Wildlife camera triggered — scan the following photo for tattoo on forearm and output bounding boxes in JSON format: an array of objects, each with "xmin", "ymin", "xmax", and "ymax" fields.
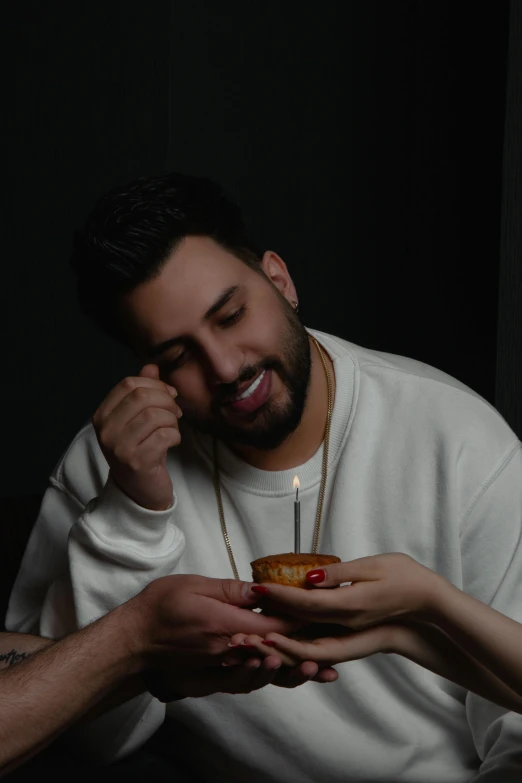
[{"xmin": 0, "ymin": 649, "xmax": 32, "ymax": 667}]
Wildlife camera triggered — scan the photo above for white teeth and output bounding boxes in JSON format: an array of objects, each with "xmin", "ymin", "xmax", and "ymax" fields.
[{"xmin": 235, "ymin": 370, "xmax": 266, "ymax": 401}]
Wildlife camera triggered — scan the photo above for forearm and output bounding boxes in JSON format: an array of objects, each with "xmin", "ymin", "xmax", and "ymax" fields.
[
  {"xmin": 427, "ymin": 578, "xmax": 522, "ymax": 697},
  {"xmin": 391, "ymin": 621, "xmax": 522, "ymax": 714},
  {"xmin": 0, "ymin": 604, "xmax": 142, "ymax": 775},
  {"xmin": 0, "ymin": 632, "xmax": 54, "ymax": 670}
]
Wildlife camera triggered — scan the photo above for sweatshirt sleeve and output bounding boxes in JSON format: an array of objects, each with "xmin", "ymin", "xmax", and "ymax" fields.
[
  {"xmin": 6, "ymin": 425, "xmax": 186, "ymax": 762},
  {"xmin": 460, "ymin": 443, "xmax": 522, "ymax": 781},
  {"xmin": 68, "ymin": 473, "xmax": 185, "ymax": 627}
]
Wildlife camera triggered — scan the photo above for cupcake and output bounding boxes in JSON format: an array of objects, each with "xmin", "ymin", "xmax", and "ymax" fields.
[{"xmin": 251, "ymin": 552, "xmax": 341, "ymax": 589}]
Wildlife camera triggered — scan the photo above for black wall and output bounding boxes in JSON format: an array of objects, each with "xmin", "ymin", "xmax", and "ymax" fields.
[
  {"xmin": 3, "ymin": 2, "xmax": 510, "ymax": 496},
  {"xmin": 496, "ymin": 1, "xmax": 522, "ymax": 440}
]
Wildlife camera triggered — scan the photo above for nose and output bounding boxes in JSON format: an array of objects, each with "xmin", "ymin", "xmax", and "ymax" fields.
[{"xmin": 202, "ymin": 336, "xmax": 244, "ymax": 386}]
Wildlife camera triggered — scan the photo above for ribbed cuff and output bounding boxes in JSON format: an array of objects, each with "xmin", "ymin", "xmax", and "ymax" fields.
[{"xmin": 78, "ymin": 474, "xmax": 182, "ymax": 553}]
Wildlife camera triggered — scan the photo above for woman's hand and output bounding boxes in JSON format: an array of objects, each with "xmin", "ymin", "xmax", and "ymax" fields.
[
  {"xmin": 225, "ymin": 621, "xmax": 522, "ymax": 715},
  {"xmin": 250, "ymin": 553, "xmax": 451, "ymax": 631},
  {"xmin": 221, "ymin": 630, "xmax": 340, "ymax": 682},
  {"xmin": 225, "ymin": 623, "xmax": 396, "ymax": 668}
]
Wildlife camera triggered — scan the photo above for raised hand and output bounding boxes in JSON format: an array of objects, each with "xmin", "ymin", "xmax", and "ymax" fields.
[{"xmin": 92, "ymin": 364, "xmax": 183, "ymax": 510}]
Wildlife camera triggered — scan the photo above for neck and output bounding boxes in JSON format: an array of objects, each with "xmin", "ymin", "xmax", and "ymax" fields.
[{"xmin": 227, "ymin": 335, "xmax": 335, "ymax": 471}]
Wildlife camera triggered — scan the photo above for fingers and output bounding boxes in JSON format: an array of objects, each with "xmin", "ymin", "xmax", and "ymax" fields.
[
  {"xmin": 253, "ymin": 582, "xmax": 351, "ymax": 625},
  {"xmin": 272, "ymin": 661, "xmax": 338, "ymax": 687},
  {"xmin": 192, "ymin": 578, "xmax": 292, "ymax": 615},
  {"xmin": 124, "ymin": 408, "xmax": 181, "ymax": 447},
  {"xmin": 103, "ymin": 389, "xmax": 181, "ymax": 437},
  {"xmin": 226, "ymin": 633, "xmax": 343, "ymax": 677},
  {"xmin": 306, "ymin": 554, "xmax": 421, "ymax": 590},
  {"xmin": 104, "ymin": 415, "xmax": 181, "ymax": 471},
  {"xmin": 127, "ymin": 430, "xmax": 180, "ymax": 471},
  {"xmin": 305, "ymin": 557, "xmax": 381, "ymax": 589},
  {"xmin": 265, "ymin": 625, "xmax": 391, "ymax": 664},
  {"xmin": 132, "ymin": 410, "xmax": 183, "ymax": 454},
  {"xmin": 259, "ymin": 633, "xmax": 334, "ymax": 664},
  {"xmin": 222, "ymin": 633, "xmax": 258, "ymax": 667},
  {"xmin": 229, "ymin": 632, "xmax": 248, "ymax": 646},
  {"xmin": 223, "ymin": 634, "xmax": 339, "ymax": 687},
  {"xmin": 95, "ymin": 387, "xmax": 182, "ymax": 470},
  {"xmin": 222, "ymin": 654, "xmax": 282, "ymax": 694},
  {"xmin": 173, "ymin": 657, "xmax": 281, "ymax": 698},
  {"xmin": 93, "ymin": 374, "xmax": 178, "ymax": 427},
  {"xmin": 139, "ymin": 364, "xmax": 161, "ymax": 380},
  {"xmin": 194, "ymin": 579, "xmax": 261, "ymax": 609},
  {"xmin": 311, "ymin": 667, "xmax": 338, "ymax": 683},
  {"xmin": 236, "ymin": 608, "xmax": 306, "ymax": 637},
  {"xmin": 195, "ymin": 580, "xmax": 306, "ymax": 634},
  {"xmin": 272, "ymin": 660, "xmax": 319, "ymax": 688},
  {"xmin": 228, "ymin": 633, "xmax": 297, "ymax": 667}
]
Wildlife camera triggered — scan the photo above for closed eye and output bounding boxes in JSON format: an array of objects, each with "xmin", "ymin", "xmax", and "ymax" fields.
[
  {"xmin": 220, "ymin": 306, "xmax": 246, "ymax": 327},
  {"xmin": 161, "ymin": 305, "xmax": 246, "ymax": 373},
  {"xmin": 162, "ymin": 349, "xmax": 189, "ymax": 373}
]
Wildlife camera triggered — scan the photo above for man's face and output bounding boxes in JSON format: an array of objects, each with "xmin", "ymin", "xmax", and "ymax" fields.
[{"xmin": 122, "ymin": 236, "xmax": 311, "ymax": 449}]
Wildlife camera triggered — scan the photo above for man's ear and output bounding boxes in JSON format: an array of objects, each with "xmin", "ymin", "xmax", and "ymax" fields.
[{"xmin": 260, "ymin": 251, "xmax": 297, "ymax": 303}]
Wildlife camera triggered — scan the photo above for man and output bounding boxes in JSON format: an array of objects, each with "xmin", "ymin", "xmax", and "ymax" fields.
[
  {"xmin": 1, "ymin": 573, "xmax": 320, "ymax": 776},
  {"xmin": 7, "ymin": 172, "xmax": 522, "ymax": 781}
]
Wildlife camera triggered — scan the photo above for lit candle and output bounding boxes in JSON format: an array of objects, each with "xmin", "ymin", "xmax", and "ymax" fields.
[{"xmin": 293, "ymin": 475, "xmax": 300, "ymax": 553}]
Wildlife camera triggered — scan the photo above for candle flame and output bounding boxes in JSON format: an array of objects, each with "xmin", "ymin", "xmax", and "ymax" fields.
[{"xmin": 293, "ymin": 475, "xmax": 300, "ymax": 490}]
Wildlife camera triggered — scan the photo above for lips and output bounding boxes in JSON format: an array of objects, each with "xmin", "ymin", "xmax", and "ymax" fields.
[
  {"xmin": 234, "ymin": 370, "xmax": 266, "ymax": 401},
  {"xmin": 225, "ymin": 369, "xmax": 272, "ymax": 414}
]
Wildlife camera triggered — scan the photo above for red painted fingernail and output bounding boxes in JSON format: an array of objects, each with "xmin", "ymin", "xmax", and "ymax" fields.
[
  {"xmin": 227, "ymin": 644, "xmax": 241, "ymax": 649},
  {"xmin": 262, "ymin": 640, "xmax": 277, "ymax": 646},
  {"xmin": 251, "ymin": 585, "xmax": 269, "ymax": 595},
  {"xmin": 306, "ymin": 569, "xmax": 326, "ymax": 583}
]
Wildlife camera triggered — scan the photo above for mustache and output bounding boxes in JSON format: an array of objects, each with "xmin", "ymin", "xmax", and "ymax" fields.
[{"xmin": 214, "ymin": 358, "xmax": 284, "ymax": 405}]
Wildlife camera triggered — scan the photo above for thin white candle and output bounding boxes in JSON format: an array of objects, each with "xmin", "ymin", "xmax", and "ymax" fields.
[{"xmin": 293, "ymin": 475, "xmax": 301, "ymax": 553}]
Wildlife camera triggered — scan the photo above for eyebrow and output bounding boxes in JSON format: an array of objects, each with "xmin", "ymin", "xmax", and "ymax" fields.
[{"xmin": 148, "ymin": 284, "xmax": 242, "ymax": 358}]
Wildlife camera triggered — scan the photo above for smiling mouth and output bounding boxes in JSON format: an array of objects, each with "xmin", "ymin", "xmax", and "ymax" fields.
[
  {"xmin": 232, "ymin": 370, "xmax": 266, "ymax": 401},
  {"xmin": 219, "ymin": 367, "xmax": 272, "ymax": 416}
]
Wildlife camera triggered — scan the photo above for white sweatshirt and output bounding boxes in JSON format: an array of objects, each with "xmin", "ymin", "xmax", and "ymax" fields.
[{"xmin": 7, "ymin": 330, "xmax": 522, "ymax": 782}]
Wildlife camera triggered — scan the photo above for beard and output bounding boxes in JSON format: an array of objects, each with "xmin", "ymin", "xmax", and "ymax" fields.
[{"xmin": 181, "ymin": 303, "xmax": 311, "ymax": 450}]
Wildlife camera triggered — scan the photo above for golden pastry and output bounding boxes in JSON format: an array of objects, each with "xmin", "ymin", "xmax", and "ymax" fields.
[{"xmin": 251, "ymin": 552, "xmax": 341, "ymax": 589}]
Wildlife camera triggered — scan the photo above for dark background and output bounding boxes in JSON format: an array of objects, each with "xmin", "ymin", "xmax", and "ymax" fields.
[{"xmin": 3, "ymin": 1, "xmax": 517, "ymax": 497}]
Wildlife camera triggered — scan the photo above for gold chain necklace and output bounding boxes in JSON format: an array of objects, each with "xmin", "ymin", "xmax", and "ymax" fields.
[{"xmin": 212, "ymin": 334, "xmax": 334, "ymax": 580}]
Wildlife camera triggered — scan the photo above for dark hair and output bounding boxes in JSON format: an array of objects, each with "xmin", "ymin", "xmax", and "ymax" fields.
[{"xmin": 70, "ymin": 172, "xmax": 262, "ymax": 342}]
